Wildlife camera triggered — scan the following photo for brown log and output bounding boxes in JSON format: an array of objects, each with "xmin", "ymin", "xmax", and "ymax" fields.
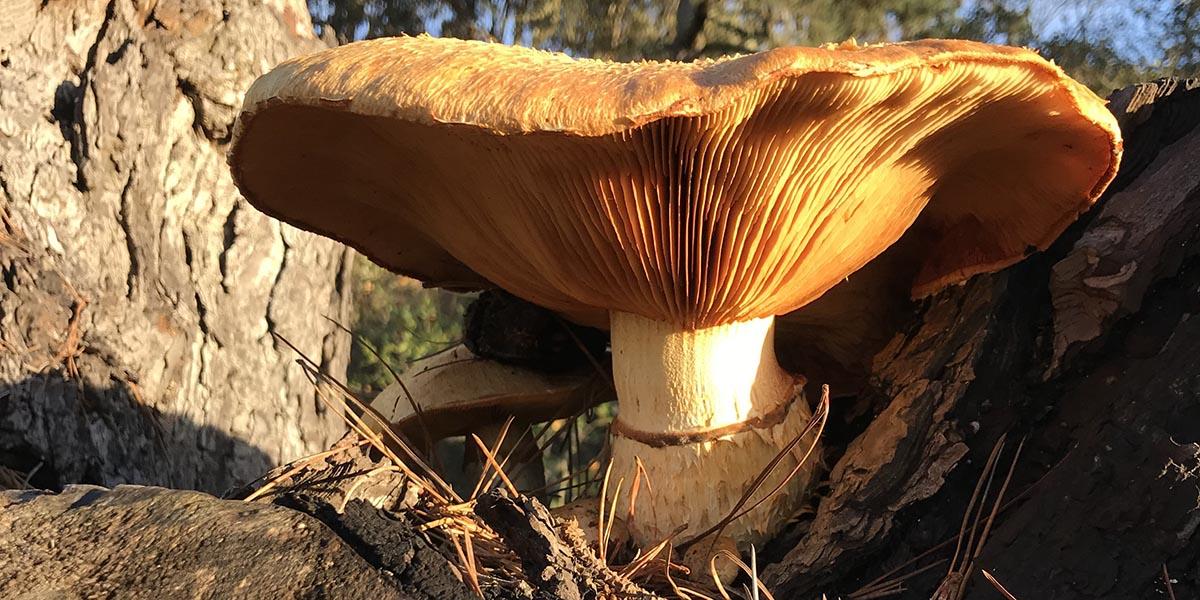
[{"xmin": 0, "ymin": 485, "xmax": 411, "ymax": 598}]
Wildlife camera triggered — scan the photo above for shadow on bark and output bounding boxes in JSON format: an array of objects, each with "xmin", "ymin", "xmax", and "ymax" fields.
[{"xmin": 0, "ymin": 372, "xmax": 272, "ymax": 494}]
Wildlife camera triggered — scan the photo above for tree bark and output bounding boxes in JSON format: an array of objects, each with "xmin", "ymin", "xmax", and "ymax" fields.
[
  {"xmin": 764, "ymin": 79, "xmax": 1200, "ymax": 599},
  {"xmin": 669, "ymin": 0, "xmax": 708, "ymax": 60},
  {"xmin": 0, "ymin": 0, "xmax": 352, "ymax": 494}
]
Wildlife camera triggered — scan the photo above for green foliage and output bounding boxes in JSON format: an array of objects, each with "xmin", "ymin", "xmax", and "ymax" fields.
[
  {"xmin": 540, "ymin": 401, "xmax": 616, "ymax": 506},
  {"xmin": 346, "ymin": 254, "xmax": 471, "ymax": 395}
]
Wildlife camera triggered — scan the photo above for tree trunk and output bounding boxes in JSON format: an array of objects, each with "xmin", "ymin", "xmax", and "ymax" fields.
[{"xmin": 0, "ymin": 0, "xmax": 352, "ymax": 494}]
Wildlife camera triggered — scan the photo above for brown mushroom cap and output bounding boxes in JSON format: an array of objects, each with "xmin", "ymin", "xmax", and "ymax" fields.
[
  {"xmin": 230, "ymin": 36, "xmax": 1121, "ymax": 329},
  {"xmin": 776, "ymin": 234, "xmax": 922, "ymax": 389},
  {"xmin": 370, "ymin": 345, "xmax": 611, "ymax": 441}
]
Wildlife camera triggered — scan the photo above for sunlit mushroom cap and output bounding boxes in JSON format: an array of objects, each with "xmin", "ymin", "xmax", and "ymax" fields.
[
  {"xmin": 369, "ymin": 345, "xmax": 611, "ymax": 441},
  {"xmin": 230, "ymin": 35, "xmax": 1121, "ymax": 329}
]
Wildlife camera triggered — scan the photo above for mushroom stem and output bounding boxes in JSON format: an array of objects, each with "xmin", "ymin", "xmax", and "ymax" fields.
[{"xmin": 608, "ymin": 312, "xmax": 817, "ymax": 546}]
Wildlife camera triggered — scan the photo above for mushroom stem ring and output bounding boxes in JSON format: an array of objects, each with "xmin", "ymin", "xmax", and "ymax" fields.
[{"xmin": 609, "ymin": 384, "xmax": 803, "ymax": 448}]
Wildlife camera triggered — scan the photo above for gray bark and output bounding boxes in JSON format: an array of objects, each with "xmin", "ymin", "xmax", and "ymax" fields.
[{"xmin": 0, "ymin": 0, "xmax": 353, "ymax": 493}]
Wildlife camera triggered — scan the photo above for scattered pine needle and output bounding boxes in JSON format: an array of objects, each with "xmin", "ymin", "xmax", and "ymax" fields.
[
  {"xmin": 935, "ymin": 434, "xmax": 1025, "ymax": 600},
  {"xmin": 710, "ymin": 546, "xmax": 775, "ymax": 600},
  {"xmin": 469, "ymin": 417, "xmax": 516, "ymax": 499},
  {"xmin": 274, "ymin": 330, "xmax": 459, "ymax": 502},
  {"xmin": 850, "ymin": 559, "xmax": 947, "ymax": 599},
  {"xmin": 602, "ymin": 476, "xmax": 625, "ymax": 565},
  {"xmin": 852, "ymin": 440, "xmax": 1072, "ymax": 600},
  {"xmin": 981, "ymin": 570, "xmax": 1018, "ymax": 600},
  {"xmin": 462, "ymin": 531, "xmax": 483, "ymax": 596},
  {"xmin": 598, "ymin": 462, "xmax": 614, "ymax": 564},
  {"xmin": 243, "ymin": 439, "xmax": 371, "ymax": 502},
  {"xmin": 261, "ymin": 335, "xmax": 1065, "ymax": 600},
  {"xmin": 1163, "ymin": 564, "xmax": 1177, "ymax": 600},
  {"xmin": 628, "ymin": 456, "xmax": 652, "ymax": 523},
  {"xmin": 469, "ymin": 432, "xmax": 520, "ymax": 497},
  {"xmin": 323, "ymin": 315, "xmax": 438, "ymax": 459}
]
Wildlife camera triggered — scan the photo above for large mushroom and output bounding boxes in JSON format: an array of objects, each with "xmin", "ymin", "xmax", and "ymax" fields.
[{"xmin": 229, "ymin": 36, "xmax": 1121, "ymax": 546}]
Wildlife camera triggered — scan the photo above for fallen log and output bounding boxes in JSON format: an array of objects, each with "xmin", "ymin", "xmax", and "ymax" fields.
[{"xmin": 0, "ymin": 485, "xmax": 423, "ymax": 598}]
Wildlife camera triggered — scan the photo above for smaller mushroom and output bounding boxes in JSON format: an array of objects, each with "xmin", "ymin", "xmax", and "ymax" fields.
[{"xmin": 369, "ymin": 344, "xmax": 613, "ymax": 493}]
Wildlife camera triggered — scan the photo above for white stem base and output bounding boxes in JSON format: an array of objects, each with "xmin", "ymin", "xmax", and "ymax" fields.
[{"xmin": 607, "ymin": 312, "xmax": 819, "ymax": 547}]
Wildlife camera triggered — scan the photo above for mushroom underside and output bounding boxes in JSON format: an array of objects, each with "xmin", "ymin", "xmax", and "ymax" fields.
[{"xmin": 235, "ymin": 61, "xmax": 1115, "ymax": 330}]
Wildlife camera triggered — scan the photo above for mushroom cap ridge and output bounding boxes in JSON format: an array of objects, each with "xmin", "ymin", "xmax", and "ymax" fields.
[{"xmin": 230, "ymin": 35, "xmax": 1121, "ymax": 329}]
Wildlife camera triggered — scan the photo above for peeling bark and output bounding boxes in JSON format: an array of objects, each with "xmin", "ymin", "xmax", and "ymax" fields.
[
  {"xmin": 0, "ymin": 0, "xmax": 352, "ymax": 493},
  {"xmin": 1050, "ymin": 78, "xmax": 1200, "ymax": 372}
]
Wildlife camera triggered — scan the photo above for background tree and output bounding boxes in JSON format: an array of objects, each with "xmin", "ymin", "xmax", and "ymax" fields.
[
  {"xmin": 307, "ymin": 0, "xmax": 1191, "ymax": 90},
  {"xmin": 1166, "ymin": 0, "xmax": 1200, "ymax": 69}
]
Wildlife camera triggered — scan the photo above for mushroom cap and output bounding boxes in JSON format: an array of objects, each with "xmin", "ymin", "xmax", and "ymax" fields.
[
  {"xmin": 776, "ymin": 234, "xmax": 921, "ymax": 391},
  {"xmin": 230, "ymin": 35, "xmax": 1121, "ymax": 329},
  {"xmin": 370, "ymin": 345, "xmax": 612, "ymax": 441}
]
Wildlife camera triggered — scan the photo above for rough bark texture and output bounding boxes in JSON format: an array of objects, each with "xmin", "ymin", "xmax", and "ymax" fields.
[
  {"xmin": 764, "ymin": 79, "xmax": 1200, "ymax": 599},
  {"xmin": 276, "ymin": 495, "xmax": 477, "ymax": 600},
  {"xmin": 475, "ymin": 488, "xmax": 660, "ymax": 600},
  {"xmin": 0, "ymin": 485, "xmax": 409, "ymax": 598},
  {"xmin": 0, "ymin": 0, "xmax": 353, "ymax": 493},
  {"xmin": 1050, "ymin": 78, "xmax": 1200, "ymax": 372}
]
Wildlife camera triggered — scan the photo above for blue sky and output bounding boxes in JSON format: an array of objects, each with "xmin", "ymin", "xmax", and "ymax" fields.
[{"xmin": 1030, "ymin": 0, "xmax": 1172, "ymax": 62}]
